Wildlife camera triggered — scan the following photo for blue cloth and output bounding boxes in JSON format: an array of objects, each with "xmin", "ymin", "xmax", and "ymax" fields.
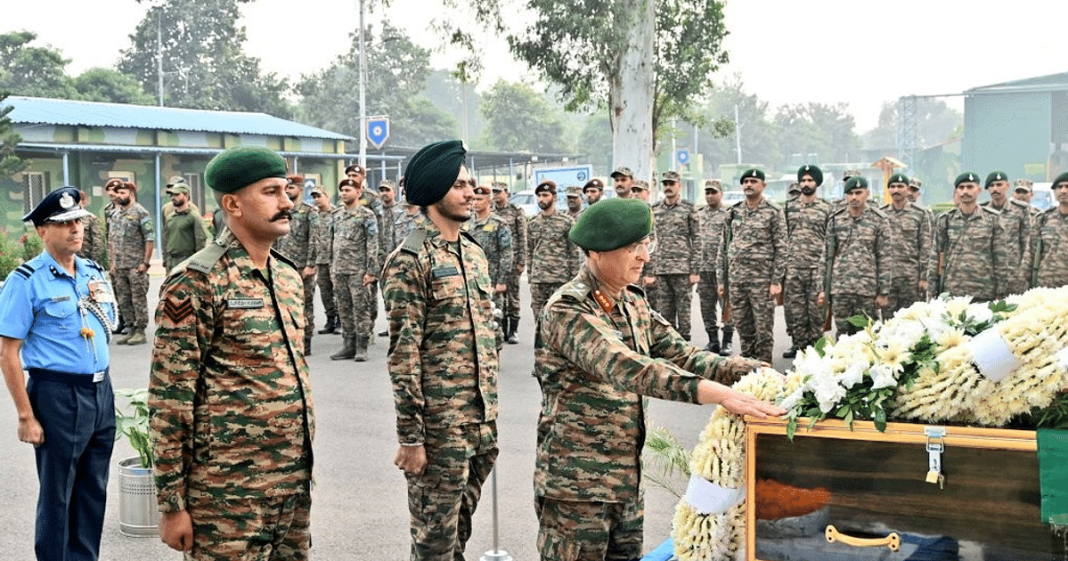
[
  {"xmin": 642, "ymin": 538, "xmax": 675, "ymax": 561},
  {"xmin": 0, "ymin": 251, "xmax": 113, "ymax": 373}
]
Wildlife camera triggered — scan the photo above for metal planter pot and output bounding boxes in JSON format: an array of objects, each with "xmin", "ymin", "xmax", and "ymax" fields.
[{"xmin": 117, "ymin": 457, "xmax": 159, "ymax": 537}]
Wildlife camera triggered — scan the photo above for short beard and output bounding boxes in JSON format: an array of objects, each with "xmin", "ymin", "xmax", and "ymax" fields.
[{"xmin": 801, "ymin": 187, "xmax": 816, "ymax": 196}]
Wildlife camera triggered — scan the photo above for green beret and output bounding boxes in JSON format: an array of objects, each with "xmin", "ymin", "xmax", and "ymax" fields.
[
  {"xmin": 205, "ymin": 146, "xmax": 288, "ymax": 194},
  {"xmin": 844, "ymin": 176, "xmax": 869, "ymax": 192},
  {"xmin": 887, "ymin": 173, "xmax": 909, "ymax": 186},
  {"xmin": 985, "ymin": 171, "xmax": 1008, "ymax": 188},
  {"xmin": 569, "ymin": 198, "xmax": 653, "ymax": 252},
  {"xmin": 797, "ymin": 164, "xmax": 822, "ymax": 186},
  {"xmin": 740, "ymin": 168, "xmax": 765, "ymax": 183},
  {"xmin": 1053, "ymin": 171, "xmax": 1068, "ymax": 187},
  {"xmin": 955, "ymin": 172, "xmax": 981, "ymax": 187},
  {"xmin": 405, "ymin": 140, "xmax": 467, "ymax": 206}
]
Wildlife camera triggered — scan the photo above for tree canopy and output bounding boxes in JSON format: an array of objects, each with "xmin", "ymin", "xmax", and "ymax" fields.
[
  {"xmin": 479, "ymin": 80, "xmax": 566, "ymax": 153},
  {"xmin": 0, "ymin": 94, "xmax": 28, "ymax": 177}
]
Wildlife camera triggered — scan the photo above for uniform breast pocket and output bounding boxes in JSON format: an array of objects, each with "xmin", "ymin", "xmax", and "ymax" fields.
[
  {"xmin": 430, "ymin": 274, "xmax": 467, "ymax": 302},
  {"xmin": 42, "ymin": 299, "xmax": 78, "ymax": 331}
]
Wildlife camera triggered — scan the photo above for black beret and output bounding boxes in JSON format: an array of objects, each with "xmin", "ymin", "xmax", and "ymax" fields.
[
  {"xmin": 844, "ymin": 176, "xmax": 869, "ymax": 192},
  {"xmin": 887, "ymin": 173, "xmax": 909, "ymax": 186},
  {"xmin": 955, "ymin": 172, "xmax": 981, "ymax": 187},
  {"xmin": 985, "ymin": 171, "xmax": 1008, "ymax": 188},
  {"xmin": 740, "ymin": 169, "xmax": 765, "ymax": 183},
  {"xmin": 797, "ymin": 165, "xmax": 822, "ymax": 186},
  {"xmin": 23, "ymin": 186, "xmax": 93, "ymax": 227},
  {"xmin": 404, "ymin": 140, "xmax": 467, "ymax": 206},
  {"xmin": 205, "ymin": 146, "xmax": 288, "ymax": 194},
  {"xmin": 287, "ymin": 174, "xmax": 304, "ymax": 185},
  {"xmin": 338, "ymin": 178, "xmax": 359, "ymax": 189},
  {"xmin": 535, "ymin": 180, "xmax": 557, "ymax": 194},
  {"xmin": 345, "ymin": 164, "xmax": 365, "ymax": 176},
  {"xmin": 473, "ymin": 185, "xmax": 491, "ymax": 196},
  {"xmin": 569, "ymin": 198, "xmax": 653, "ymax": 252},
  {"xmin": 1053, "ymin": 171, "xmax": 1068, "ymax": 187},
  {"xmin": 584, "ymin": 178, "xmax": 604, "ymax": 190}
]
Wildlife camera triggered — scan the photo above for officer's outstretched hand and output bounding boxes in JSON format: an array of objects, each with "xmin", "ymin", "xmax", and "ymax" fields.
[
  {"xmin": 696, "ymin": 380, "xmax": 786, "ymax": 419},
  {"xmin": 160, "ymin": 510, "xmax": 193, "ymax": 552}
]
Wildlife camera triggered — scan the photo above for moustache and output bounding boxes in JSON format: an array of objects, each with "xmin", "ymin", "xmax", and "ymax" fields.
[{"xmin": 270, "ymin": 211, "xmax": 292, "ymax": 222}]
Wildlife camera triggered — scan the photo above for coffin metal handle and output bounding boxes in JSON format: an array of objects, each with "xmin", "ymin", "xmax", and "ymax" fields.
[{"xmin": 825, "ymin": 525, "xmax": 901, "ymax": 552}]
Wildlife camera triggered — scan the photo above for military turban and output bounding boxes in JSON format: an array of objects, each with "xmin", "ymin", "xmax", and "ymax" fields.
[{"xmin": 404, "ymin": 140, "xmax": 467, "ymax": 206}]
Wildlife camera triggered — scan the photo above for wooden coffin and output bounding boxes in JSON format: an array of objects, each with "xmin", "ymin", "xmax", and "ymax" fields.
[{"xmin": 744, "ymin": 417, "xmax": 1066, "ymax": 561}]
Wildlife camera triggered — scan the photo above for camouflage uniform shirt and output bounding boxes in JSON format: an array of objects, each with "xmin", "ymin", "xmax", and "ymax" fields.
[
  {"xmin": 463, "ymin": 214, "xmax": 514, "ymax": 287},
  {"xmin": 649, "ymin": 199, "xmax": 699, "ymax": 276},
  {"xmin": 716, "ymin": 199, "xmax": 787, "ymax": 286},
  {"xmin": 108, "ymin": 202, "xmax": 154, "ymax": 268},
  {"xmin": 493, "ymin": 202, "xmax": 527, "ymax": 272},
  {"xmin": 392, "ymin": 208, "xmax": 426, "ymax": 252},
  {"xmin": 881, "ymin": 202, "xmax": 932, "ymax": 285},
  {"xmin": 331, "ymin": 205, "xmax": 379, "ymax": 276},
  {"xmin": 274, "ymin": 200, "xmax": 318, "ymax": 269},
  {"xmin": 783, "ymin": 198, "xmax": 833, "ymax": 271},
  {"xmin": 313, "ymin": 207, "xmax": 334, "ymax": 266},
  {"xmin": 526, "ymin": 212, "xmax": 578, "ymax": 284},
  {"xmin": 1029, "ymin": 207, "xmax": 1068, "ymax": 288},
  {"xmin": 928, "ymin": 206, "xmax": 1010, "ymax": 301},
  {"xmin": 819, "ymin": 207, "xmax": 893, "ymax": 297},
  {"xmin": 534, "ymin": 266, "xmax": 749, "ymax": 503},
  {"xmin": 382, "ymin": 221, "xmax": 499, "ymax": 445},
  {"xmin": 981, "ymin": 199, "xmax": 1032, "ymax": 294},
  {"xmin": 148, "ymin": 229, "xmax": 314, "ymax": 512},
  {"xmin": 698, "ymin": 204, "xmax": 728, "ymax": 273}
]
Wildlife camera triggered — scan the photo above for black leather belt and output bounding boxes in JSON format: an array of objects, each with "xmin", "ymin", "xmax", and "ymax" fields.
[{"xmin": 27, "ymin": 368, "xmax": 108, "ymax": 386}]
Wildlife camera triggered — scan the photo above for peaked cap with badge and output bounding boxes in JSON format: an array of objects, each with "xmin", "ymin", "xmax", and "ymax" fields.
[{"xmin": 24, "ymin": 187, "xmax": 94, "ymax": 227}]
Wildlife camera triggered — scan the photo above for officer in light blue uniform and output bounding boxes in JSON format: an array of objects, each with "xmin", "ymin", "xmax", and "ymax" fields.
[{"xmin": 0, "ymin": 186, "xmax": 117, "ymax": 561}]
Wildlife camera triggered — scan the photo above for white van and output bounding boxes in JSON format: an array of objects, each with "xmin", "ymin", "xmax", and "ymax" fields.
[{"xmin": 1031, "ymin": 182, "xmax": 1052, "ymax": 211}]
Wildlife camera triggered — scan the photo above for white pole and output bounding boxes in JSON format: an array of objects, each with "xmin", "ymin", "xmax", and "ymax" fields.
[
  {"xmin": 479, "ymin": 467, "xmax": 512, "ymax": 561},
  {"xmin": 357, "ymin": 0, "xmax": 368, "ymax": 168},
  {"xmin": 734, "ymin": 104, "xmax": 742, "ymax": 165}
]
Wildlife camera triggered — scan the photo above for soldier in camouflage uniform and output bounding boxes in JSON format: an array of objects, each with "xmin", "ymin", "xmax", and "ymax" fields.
[
  {"xmin": 610, "ymin": 166, "xmax": 635, "ymax": 199},
  {"xmin": 378, "ymin": 179, "xmax": 398, "ymax": 254},
  {"xmin": 565, "ymin": 186, "xmax": 584, "ymax": 221},
  {"xmin": 697, "ymin": 180, "xmax": 733, "ymax": 354},
  {"xmin": 645, "ymin": 170, "xmax": 699, "ymax": 341},
  {"xmin": 149, "ymin": 145, "xmax": 314, "ymax": 561},
  {"xmin": 107, "ymin": 181, "xmax": 154, "ymax": 345},
  {"xmin": 329, "ymin": 178, "xmax": 379, "ymax": 362},
  {"xmin": 782, "ymin": 165, "xmax": 833, "ymax": 357},
  {"xmin": 582, "ymin": 177, "xmax": 605, "ymax": 208},
  {"xmin": 394, "ymin": 201, "xmax": 426, "ymax": 249},
  {"xmin": 717, "ymin": 169, "xmax": 786, "ymax": 364},
  {"xmin": 817, "ymin": 177, "xmax": 892, "ymax": 336},
  {"xmin": 928, "ymin": 172, "xmax": 1011, "ymax": 301},
  {"xmin": 982, "ymin": 171, "xmax": 1032, "ymax": 295},
  {"xmin": 534, "ymin": 197, "xmax": 783, "ymax": 560},
  {"xmin": 383, "ymin": 141, "xmax": 499, "ymax": 561},
  {"xmin": 881, "ymin": 173, "xmax": 932, "ymax": 316},
  {"xmin": 274, "ymin": 175, "xmax": 319, "ymax": 353},
  {"xmin": 1013, "ymin": 179, "xmax": 1043, "ymax": 222},
  {"xmin": 491, "ymin": 182, "xmax": 527, "ymax": 344},
  {"xmin": 310, "ymin": 185, "xmax": 339, "ymax": 335},
  {"xmin": 464, "ymin": 186, "xmax": 514, "ymax": 345},
  {"xmin": 76, "ymin": 189, "xmax": 106, "ymax": 263},
  {"xmin": 526, "ymin": 181, "xmax": 579, "ymax": 321},
  {"xmin": 161, "ymin": 183, "xmax": 208, "ymax": 272},
  {"xmin": 1028, "ymin": 172, "xmax": 1068, "ymax": 288}
]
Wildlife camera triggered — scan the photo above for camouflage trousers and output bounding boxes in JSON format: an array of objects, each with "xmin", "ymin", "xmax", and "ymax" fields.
[
  {"xmin": 881, "ymin": 277, "xmax": 925, "ymax": 319},
  {"xmin": 729, "ymin": 281, "xmax": 775, "ymax": 363},
  {"xmin": 535, "ymin": 496, "xmax": 643, "ymax": 561},
  {"xmin": 503, "ymin": 272, "xmax": 522, "ymax": 320},
  {"xmin": 653, "ymin": 274, "xmax": 693, "ymax": 341},
  {"xmin": 300, "ymin": 271, "xmax": 316, "ymax": 340},
  {"xmin": 530, "ymin": 282, "xmax": 564, "ymax": 322},
  {"xmin": 369, "ymin": 279, "xmax": 380, "ymax": 333},
  {"xmin": 832, "ymin": 292, "xmax": 879, "ymax": 337},
  {"xmin": 112, "ymin": 267, "xmax": 150, "ymax": 330},
  {"xmin": 316, "ymin": 264, "xmax": 335, "ymax": 317},
  {"xmin": 697, "ymin": 271, "xmax": 733, "ymax": 340},
  {"xmin": 333, "ymin": 272, "xmax": 371, "ymax": 337},
  {"xmin": 406, "ymin": 422, "xmax": 498, "ymax": 561},
  {"xmin": 783, "ymin": 267, "xmax": 824, "ymax": 350},
  {"xmin": 186, "ymin": 489, "xmax": 311, "ymax": 561}
]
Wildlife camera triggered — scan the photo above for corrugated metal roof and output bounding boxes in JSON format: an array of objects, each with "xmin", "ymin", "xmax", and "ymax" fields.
[
  {"xmin": 1, "ymin": 96, "xmax": 353, "ymax": 141},
  {"xmin": 965, "ymin": 71, "xmax": 1068, "ymax": 95}
]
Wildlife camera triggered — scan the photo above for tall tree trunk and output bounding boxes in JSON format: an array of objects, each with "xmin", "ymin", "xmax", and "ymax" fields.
[{"xmin": 609, "ymin": 0, "xmax": 655, "ymax": 183}]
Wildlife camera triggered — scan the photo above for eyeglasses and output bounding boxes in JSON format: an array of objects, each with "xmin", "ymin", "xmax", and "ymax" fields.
[
  {"xmin": 625, "ymin": 239, "xmax": 656, "ymax": 255},
  {"xmin": 630, "ymin": 187, "xmax": 645, "ymax": 193}
]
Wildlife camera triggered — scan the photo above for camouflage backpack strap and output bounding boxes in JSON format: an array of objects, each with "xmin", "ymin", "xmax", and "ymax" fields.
[
  {"xmin": 401, "ymin": 227, "xmax": 428, "ymax": 255},
  {"xmin": 186, "ymin": 242, "xmax": 229, "ymax": 274}
]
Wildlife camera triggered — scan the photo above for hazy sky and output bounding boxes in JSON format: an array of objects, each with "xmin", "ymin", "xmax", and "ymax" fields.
[{"xmin": 4, "ymin": 0, "xmax": 1066, "ymax": 130}]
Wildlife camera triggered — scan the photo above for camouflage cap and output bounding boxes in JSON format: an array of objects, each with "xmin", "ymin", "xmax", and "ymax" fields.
[
  {"xmin": 787, "ymin": 182, "xmax": 800, "ymax": 195},
  {"xmin": 379, "ymin": 179, "xmax": 395, "ymax": 191},
  {"xmin": 661, "ymin": 170, "xmax": 681, "ymax": 183},
  {"xmin": 844, "ymin": 176, "xmax": 869, "ymax": 192},
  {"xmin": 797, "ymin": 164, "xmax": 823, "ymax": 186},
  {"xmin": 165, "ymin": 183, "xmax": 190, "ymax": 195},
  {"xmin": 610, "ymin": 166, "xmax": 634, "ymax": 179},
  {"xmin": 205, "ymin": 146, "xmax": 288, "ymax": 194},
  {"xmin": 704, "ymin": 179, "xmax": 722, "ymax": 191},
  {"xmin": 569, "ymin": 198, "xmax": 653, "ymax": 252},
  {"xmin": 535, "ymin": 180, "xmax": 557, "ymax": 194},
  {"xmin": 632, "ymin": 179, "xmax": 649, "ymax": 191},
  {"xmin": 985, "ymin": 171, "xmax": 1008, "ymax": 188},
  {"xmin": 908, "ymin": 178, "xmax": 922, "ymax": 190},
  {"xmin": 166, "ymin": 175, "xmax": 186, "ymax": 187},
  {"xmin": 491, "ymin": 181, "xmax": 509, "ymax": 192},
  {"xmin": 842, "ymin": 169, "xmax": 862, "ymax": 180},
  {"xmin": 1013, "ymin": 178, "xmax": 1033, "ymax": 192},
  {"xmin": 887, "ymin": 173, "xmax": 910, "ymax": 187},
  {"xmin": 583, "ymin": 178, "xmax": 604, "ymax": 191},
  {"xmin": 309, "ymin": 184, "xmax": 327, "ymax": 197},
  {"xmin": 954, "ymin": 172, "xmax": 981, "ymax": 187},
  {"xmin": 565, "ymin": 185, "xmax": 583, "ymax": 197},
  {"xmin": 740, "ymin": 168, "xmax": 765, "ymax": 183}
]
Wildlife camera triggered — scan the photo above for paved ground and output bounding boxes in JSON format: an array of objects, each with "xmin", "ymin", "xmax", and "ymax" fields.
[{"xmin": 0, "ymin": 274, "xmax": 798, "ymax": 560}]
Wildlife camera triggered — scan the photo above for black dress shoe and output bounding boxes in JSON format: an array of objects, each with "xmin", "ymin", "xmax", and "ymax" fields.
[{"xmin": 782, "ymin": 346, "xmax": 798, "ymax": 359}]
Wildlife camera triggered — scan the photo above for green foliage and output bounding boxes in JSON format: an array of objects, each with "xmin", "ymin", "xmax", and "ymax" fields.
[
  {"xmin": 0, "ymin": 31, "xmax": 78, "ymax": 99},
  {"xmin": 119, "ymin": 0, "xmax": 292, "ymax": 116},
  {"xmin": 642, "ymin": 425, "xmax": 691, "ymax": 499},
  {"xmin": 774, "ymin": 102, "xmax": 860, "ymax": 164},
  {"xmin": 295, "ymin": 23, "xmax": 455, "ymax": 146},
  {"xmin": 1, "ymin": 93, "xmax": 28, "ymax": 176},
  {"xmin": 480, "ymin": 80, "xmax": 566, "ymax": 152},
  {"xmin": 72, "ymin": 68, "xmax": 155, "ymax": 105},
  {"xmin": 115, "ymin": 388, "xmax": 152, "ymax": 468},
  {"xmin": 0, "ymin": 227, "xmax": 26, "ymax": 279},
  {"xmin": 1009, "ymin": 392, "xmax": 1068, "ymax": 430}
]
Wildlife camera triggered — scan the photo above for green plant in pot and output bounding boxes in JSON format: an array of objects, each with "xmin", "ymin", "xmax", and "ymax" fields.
[{"xmin": 115, "ymin": 388, "xmax": 152, "ymax": 468}]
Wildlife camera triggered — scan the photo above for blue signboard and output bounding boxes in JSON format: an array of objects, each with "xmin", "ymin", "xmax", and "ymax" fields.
[
  {"xmin": 367, "ymin": 117, "xmax": 390, "ymax": 149},
  {"xmin": 677, "ymin": 149, "xmax": 690, "ymax": 165}
]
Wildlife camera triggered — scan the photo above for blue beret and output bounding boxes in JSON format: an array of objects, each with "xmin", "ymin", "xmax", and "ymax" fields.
[
  {"xmin": 206, "ymin": 146, "xmax": 288, "ymax": 194},
  {"xmin": 405, "ymin": 140, "xmax": 467, "ymax": 206},
  {"xmin": 569, "ymin": 198, "xmax": 653, "ymax": 252},
  {"xmin": 797, "ymin": 165, "xmax": 822, "ymax": 186},
  {"xmin": 24, "ymin": 187, "xmax": 93, "ymax": 227}
]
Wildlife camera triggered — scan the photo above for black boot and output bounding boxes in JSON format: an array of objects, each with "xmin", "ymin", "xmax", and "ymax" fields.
[
  {"xmin": 782, "ymin": 345, "xmax": 797, "ymax": 359},
  {"xmin": 318, "ymin": 314, "xmax": 336, "ymax": 335},
  {"xmin": 331, "ymin": 335, "xmax": 356, "ymax": 360},
  {"xmin": 353, "ymin": 336, "xmax": 368, "ymax": 362},
  {"xmin": 115, "ymin": 314, "xmax": 129, "ymax": 336},
  {"xmin": 304, "ymin": 337, "xmax": 312, "ymax": 356},
  {"xmin": 719, "ymin": 326, "xmax": 734, "ymax": 356},
  {"xmin": 506, "ymin": 316, "xmax": 519, "ymax": 344},
  {"xmin": 705, "ymin": 329, "xmax": 720, "ymax": 353}
]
